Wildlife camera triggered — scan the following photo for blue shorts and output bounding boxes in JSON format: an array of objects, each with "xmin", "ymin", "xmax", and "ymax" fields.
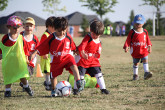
[{"xmin": 133, "ymin": 56, "xmax": 148, "ymax": 64}]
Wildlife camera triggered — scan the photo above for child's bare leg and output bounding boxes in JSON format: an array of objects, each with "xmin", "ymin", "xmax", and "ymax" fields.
[
  {"xmin": 51, "ymin": 77, "xmax": 57, "ymax": 90},
  {"xmin": 20, "ymin": 78, "xmax": 28, "ymax": 85},
  {"xmin": 70, "ymin": 65, "xmax": 80, "ymax": 80}
]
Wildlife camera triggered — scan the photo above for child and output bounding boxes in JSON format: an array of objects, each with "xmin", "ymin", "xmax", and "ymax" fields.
[
  {"xmin": 123, "ymin": 14, "xmax": 152, "ymax": 80},
  {"xmin": 76, "ymin": 20, "xmax": 109, "ymax": 95},
  {"xmin": 20, "ymin": 17, "xmax": 39, "ymax": 76},
  {"xmin": 0, "ymin": 16, "xmax": 33, "ymax": 97},
  {"xmin": 30, "ymin": 17, "xmax": 83, "ymax": 97},
  {"xmin": 40, "ymin": 16, "xmax": 56, "ymax": 91}
]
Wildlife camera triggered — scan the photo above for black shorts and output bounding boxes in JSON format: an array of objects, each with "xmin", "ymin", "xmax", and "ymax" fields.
[{"xmin": 78, "ymin": 66, "xmax": 101, "ymax": 77}]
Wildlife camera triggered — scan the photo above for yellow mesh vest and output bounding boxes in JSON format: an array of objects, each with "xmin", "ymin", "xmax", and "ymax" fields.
[
  {"xmin": 40, "ymin": 32, "xmax": 51, "ymax": 73},
  {"xmin": 0, "ymin": 34, "xmax": 29, "ymax": 85}
]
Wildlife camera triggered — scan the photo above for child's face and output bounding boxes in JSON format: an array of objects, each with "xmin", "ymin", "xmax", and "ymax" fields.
[
  {"xmin": 55, "ymin": 28, "xmax": 66, "ymax": 37},
  {"xmin": 24, "ymin": 23, "xmax": 35, "ymax": 32},
  {"xmin": 134, "ymin": 23, "xmax": 144, "ymax": 29},
  {"xmin": 48, "ymin": 26, "xmax": 55, "ymax": 33},
  {"xmin": 9, "ymin": 26, "xmax": 20, "ymax": 34},
  {"xmin": 91, "ymin": 32, "xmax": 100, "ymax": 39}
]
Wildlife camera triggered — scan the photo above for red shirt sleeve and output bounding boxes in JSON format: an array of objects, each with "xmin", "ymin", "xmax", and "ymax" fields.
[
  {"xmin": 123, "ymin": 30, "xmax": 133, "ymax": 49},
  {"xmin": 77, "ymin": 35, "xmax": 90, "ymax": 57},
  {"xmin": 40, "ymin": 34, "xmax": 48, "ymax": 45},
  {"xmin": 36, "ymin": 34, "xmax": 53, "ymax": 56}
]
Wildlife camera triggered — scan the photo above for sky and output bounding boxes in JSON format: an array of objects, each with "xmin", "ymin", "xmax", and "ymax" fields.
[{"xmin": 0, "ymin": 0, "xmax": 165, "ymax": 23}]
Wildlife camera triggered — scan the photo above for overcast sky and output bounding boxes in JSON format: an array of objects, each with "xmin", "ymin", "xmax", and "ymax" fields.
[{"xmin": 1, "ymin": 0, "xmax": 165, "ymax": 23}]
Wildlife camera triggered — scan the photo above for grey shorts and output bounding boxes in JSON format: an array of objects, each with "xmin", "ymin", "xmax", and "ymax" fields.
[
  {"xmin": 133, "ymin": 56, "xmax": 148, "ymax": 64},
  {"xmin": 78, "ymin": 66, "xmax": 101, "ymax": 77}
]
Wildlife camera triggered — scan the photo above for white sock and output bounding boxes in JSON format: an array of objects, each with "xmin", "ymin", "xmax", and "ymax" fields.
[
  {"xmin": 95, "ymin": 73, "xmax": 106, "ymax": 89},
  {"xmin": 133, "ymin": 65, "xmax": 138, "ymax": 75},
  {"xmin": 143, "ymin": 63, "xmax": 149, "ymax": 72},
  {"xmin": 5, "ymin": 88, "xmax": 11, "ymax": 91},
  {"xmin": 45, "ymin": 75, "xmax": 51, "ymax": 85},
  {"xmin": 80, "ymin": 75, "xmax": 84, "ymax": 80}
]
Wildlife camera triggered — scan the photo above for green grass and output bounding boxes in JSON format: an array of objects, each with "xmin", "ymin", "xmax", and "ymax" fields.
[{"xmin": 0, "ymin": 35, "xmax": 165, "ymax": 110}]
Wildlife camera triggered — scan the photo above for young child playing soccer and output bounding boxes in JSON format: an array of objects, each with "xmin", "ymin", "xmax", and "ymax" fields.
[
  {"xmin": 40, "ymin": 16, "xmax": 56, "ymax": 91},
  {"xmin": 75, "ymin": 20, "xmax": 109, "ymax": 95},
  {"xmin": 0, "ymin": 16, "xmax": 33, "ymax": 97},
  {"xmin": 123, "ymin": 14, "xmax": 152, "ymax": 80},
  {"xmin": 30, "ymin": 17, "xmax": 83, "ymax": 97},
  {"xmin": 20, "ymin": 17, "xmax": 39, "ymax": 76}
]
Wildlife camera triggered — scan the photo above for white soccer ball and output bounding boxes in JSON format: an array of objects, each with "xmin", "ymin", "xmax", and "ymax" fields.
[{"xmin": 55, "ymin": 81, "xmax": 72, "ymax": 97}]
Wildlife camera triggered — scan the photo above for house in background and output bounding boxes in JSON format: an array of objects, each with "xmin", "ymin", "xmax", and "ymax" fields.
[
  {"xmin": 0, "ymin": 11, "xmax": 46, "ymax": 37},
  {"xmin": 65, "ymin": 11, "xmax": 99, "ymax": 37}
]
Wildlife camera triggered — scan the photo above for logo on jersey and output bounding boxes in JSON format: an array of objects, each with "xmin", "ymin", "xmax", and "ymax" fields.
[
  {"xmin": 65, "ymin": 42, "xmax": 70, "ymax": 49},
  {"xmin": 31, "ymin": 44, "xmax": 35, "ymax": 50}
]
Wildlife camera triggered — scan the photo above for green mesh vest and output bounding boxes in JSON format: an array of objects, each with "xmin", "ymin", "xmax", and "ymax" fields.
[{"xmin": 0, "ymin": 34, "xmax": 29, "ymax": 85}]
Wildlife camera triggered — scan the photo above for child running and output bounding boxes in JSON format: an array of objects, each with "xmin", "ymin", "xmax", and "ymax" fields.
[
  {"xmin": 30, "ymin": 17, "xmax": 83, "ymax": 97},
  {"xmin": 40, "ymin": 16, "xmax": 56, "ymax": 91},
  {"xmin": 75, "ymin": 20, "xmax": 109, "ymax": 95},
  {"xmin": 0, "ymin": 16, "xmax": 33, "ymax": 97},
  {"xmin": 123, "ymin": 14, "xmax": 152, "ymax": 80}
]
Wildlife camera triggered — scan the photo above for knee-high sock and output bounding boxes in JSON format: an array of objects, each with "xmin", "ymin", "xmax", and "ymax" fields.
[
  {"xmin": 95, "ymin": 73, "xmax": 106, "ymax": 89},
  {"xmin": 133, "ymin": 65, "xmax": 138, "ymax": 75},
  {"xmin": 143, "ymin": 63, "xmax": 149, "ymax": 72}
]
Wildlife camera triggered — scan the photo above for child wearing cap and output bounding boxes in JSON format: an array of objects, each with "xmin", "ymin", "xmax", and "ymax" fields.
[
  {"xmin": 40, "ymin": 16, "xmax": 56, "ymax": 91},
  {"xmin": 20, "ymin": 17, "xmax": 39, "ymax": 76},
  {"xmin": 0, "ymin": 16, "xmax": 33, "ymax": 97},
  {"xmin": 123, "ymin": 14, "xmax": 152, "ymax": 80}
]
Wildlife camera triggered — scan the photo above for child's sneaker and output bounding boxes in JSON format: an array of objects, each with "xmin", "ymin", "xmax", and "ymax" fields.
[
  {"xmin": 24, "ymin": 86, "xmax": 33, "ymax": 96},
  {"xmin": 133, "ymin": 74, "xmax": 139, "ymax": 80},
  {"xmin": 76, "ymin": 80, "xmax": 84, "ymax": 92},
  {"xmin": 44, "ymin": 81, "xmax": 51, "ymax": 91},
  {"xmin": 73, "ymin": 89, "xmax": 79, "ymax": 95},
  {"xmin": 19, "ymin": 82, "xmax": 25, "ymax": 91},
  {"xmin": 144, "ymin": 72, "xmax": 152, "ymax": 80},
  {"xmin": 4, "ymin": 91, "xmax": 11, "ymax": 97},
  {"xmin": 101, "ymin": 89, "xmax": 109, "ymax": 94},
  {"xmin": 51, "ymin": 90, "xmax": 58, "ymax": 97}
]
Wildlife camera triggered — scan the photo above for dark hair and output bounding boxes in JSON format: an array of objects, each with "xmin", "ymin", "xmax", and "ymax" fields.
[
  {"xmin": 90, "ymin": 20, "xmax": 104, "ymax": 35},
  {"xmin": 53, "ymin": 17, "xmax": 68, "ymax": 31},
  {"xmin": 45, "ymin": 16, "xmax": 56, "ymax": 28}
]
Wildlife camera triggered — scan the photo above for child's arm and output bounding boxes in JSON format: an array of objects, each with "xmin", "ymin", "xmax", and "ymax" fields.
[
  {"xmin": 124, "ymin": 47, "xmax": 129, "ymax": 53},
  {"xmin": 148, "ymin": 45, "xmax": 152, "ymax": 53},
  {"xmin": 81, "ymin": 50, "xmax": 88, "ymax": 59},
  {"xmin": 30, "ymin": 50, "xmax": 38, "ymax": 61}
]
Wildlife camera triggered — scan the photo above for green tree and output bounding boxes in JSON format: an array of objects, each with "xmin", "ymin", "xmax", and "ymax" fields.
[
  {"xmin": 144, "ymin": 19, "xmax": 153, "ymax": 35},
  {"xmin": 42, "ymin": 0, "xmax": 66, "ymax": 15},
  {"xmin": 79, "ymin": 0, "xmax": 118, "ymax": 21},
  {"xmin": 80, "ymin": 15, "xmax": 89, "ymax": 37},
  {"xmin": 0, "ymin": 0, "xmax": 8, "ymax": 11},
  {"xmin": 125, "ymin": 10, "xmax": 135, "ymax": 35},
  {"xmin": 141, "ymin": 0, "xmax": 165, "ymax": 35}
]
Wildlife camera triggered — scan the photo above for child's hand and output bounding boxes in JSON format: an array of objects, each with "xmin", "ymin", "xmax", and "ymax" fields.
[
  {"xmin": 26, "ymin": 56, "xmax": 29, "ymax": 64},
  {"xmin": 148, "ymin": 46, "xmax": 152, "ymax": 53},
  {"xmin": 43, "ymin": 54, "xmax": 48, "ymax": 59},
  {"xmin": 124, "ymin": 47, "xmax": 129, "ymax": 53},
  {"xmin": 81, "ymin": 50, "xmax": 88, "ymax": 59},
  {"xmin": 30, "ymin": 50, "xmax": 37, "ymax": 61}
]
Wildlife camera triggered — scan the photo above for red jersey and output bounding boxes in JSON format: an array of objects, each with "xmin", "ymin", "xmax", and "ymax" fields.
[
  {"xmin": 77, "ymin": 34, "xmax": 101, "ymax": 68},
  {"xmin": 0, "ymin": 34, "xmax": 29, "ymax": 56},
  {"xmin": 40, "ymin": 30, "xmax": 51, "ymax": 44},
  {"xmin": 36, "ymin": 32, "xmax": 76, "ymax": 72},
  {"xmin": 123, "ymin": 29, "xmax": 152, "ymax": 58},
  {"xmin": 21, "ymin": 31, "xmax": 39, "ymax": 67}
]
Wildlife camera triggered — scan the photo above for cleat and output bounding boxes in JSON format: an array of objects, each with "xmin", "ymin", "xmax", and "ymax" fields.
[
  {"xmin": 73, "ymin": 89, "xmax": 79, "ymax": 95},
  {"xmin": 133, "ymin": 74, "xmax": 139, "ymax": 80},
  {"xmin": 101, "ymin": 89, "xmax": 109, "ymax": 94},
  {"xmin": 24, "ymin": 86, "xmax": 33, "ymax": 96},
  {"xmin": 144, "ymin": 72, "xmax": 152, "ymax": 80},
  {"xmin": 4, "ymin": 91, "xmax": 11, "ymax": 97}
]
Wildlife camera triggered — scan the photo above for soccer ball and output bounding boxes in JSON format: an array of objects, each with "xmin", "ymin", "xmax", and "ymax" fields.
[{"xmin": 55, "ymin": 81, "xmax": 72, "ymax": 97}]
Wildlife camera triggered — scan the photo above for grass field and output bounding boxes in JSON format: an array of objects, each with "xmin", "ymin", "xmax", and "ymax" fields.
[{"xmin": 0, "ymin": 35, "xmax": 165, "ymax": 110}]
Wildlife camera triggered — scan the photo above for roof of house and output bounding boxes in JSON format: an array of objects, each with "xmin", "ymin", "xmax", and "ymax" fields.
[
  {"xmin": 65, "ymin": 11, "xmax": 99, "ymax": 25},
  {"xmin": 0, "ymin": 11, "xmax": 45, "ymax": 26}
]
